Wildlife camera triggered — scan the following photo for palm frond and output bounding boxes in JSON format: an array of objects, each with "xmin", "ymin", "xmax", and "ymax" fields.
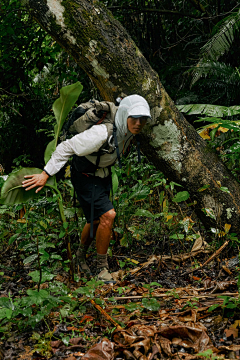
[
  {"xmin": 190, "ymin": 61, "xmax": 240, "ymax": 87},
  {"xmin": 202, "ymin": 10, "xmax": 240, "ymax": 61},
  {"xmin": 177, "ymin": 103, "xmax": 240, "ymax": 117},
  {"xmin": 191, "ymin": 9, "xmax": 240, "ymax": 85}
]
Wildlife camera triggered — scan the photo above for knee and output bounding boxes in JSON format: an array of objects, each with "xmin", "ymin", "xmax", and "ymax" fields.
[{"xmin": 100, "ymin": 209, "xmax": 116, "ymax": 226}]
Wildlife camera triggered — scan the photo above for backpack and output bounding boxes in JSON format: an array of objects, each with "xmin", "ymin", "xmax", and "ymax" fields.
[
  {"xmin": 62, "ymin": 99, "xmax": 121, "ymax": 173},
  {"xmin": 62, "ymin": 98, "xmax": 141, "ymax": 173}
]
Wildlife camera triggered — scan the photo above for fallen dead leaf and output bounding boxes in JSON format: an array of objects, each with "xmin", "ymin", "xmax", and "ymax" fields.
[
  {"xmin": 157, "ymin": 325, "xmax": 211, "ymax": 353},
  {"xmin": 224, "ymin": 327, "xmax": 238, "ymax": 339},
  {"xmin": 81, "ymin": 338, "xmax": 114, "ymax": 360}
]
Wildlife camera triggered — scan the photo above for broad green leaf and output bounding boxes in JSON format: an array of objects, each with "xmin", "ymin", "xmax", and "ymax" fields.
[
  {"xmin": 129, "ymin": 184, "xmax": 150, "ymax": 201},
  {"xmin": 220, "ymin": 186, "xmax": 230, "ymax": 193},
  {"xmin": 6, "ymin": 309, "xmax": 12, "ymax": 319},
  {"xmin": 125, "ymin": 303, "xmax": 142, "ymax": 312},
  {"xmin": 120, "ymin": 234, "xmax": 128, "ymax": 247},
  {"xmin": 169, "ymin": 234, "xmax": 184, "ymax": 239},
  {"xmin": 208, "ymin": 303, "xmax": 220, "ymax": 311},
  {"xmin": 0, "ymin": 168, "xmax": 54, "ymax": 205},
  {"xmin": 64, "ymin": 207, "xmax": 76, "ymax": 219},
  {"xmin": 172, "ymin": 191, "xmax": 190, "ymax": 202},
  {"xmin": 9, "ymin": 233, "xmax": 20, "ymax": 245},
  {"xmin": 142, "ymin": 297, "xmax": 160, "ymax": 311},
  {"xmin": 29, "ymin": 270, "xmax": 56, "ymax": 283},
  {"xmin": 226, "ymin": 303, "xmax": 237, "ymax": 309},
  {"xmin": 0, "ymin": 309, "xmax": 7, "ymax": 319},
  {"xmin": 44, "ymin": 82, "xmax": 83, "ymax": 163},
  {"xmin": 0, "ymin": 298, "xmax": 11, "ymax": 308},
  {"xmin": 26, "ymin": 289, "xmax": 49, "ymax": 305},
  {"xmin": 111, "ymin": 166, "xmax": 118, "ymax": 195},
  {"xmin": 62, "ymin": 336, "xmax": 70, "ymax": 346},
  {"xmin": 230, "ymin": 142, "xmax": 240, "ymax": 152},
  {"xmin": 23, "ymin": 254, "xmax": 38, "ymax": 265},
  {"xmin": 44, "ymin": 139, "xmax": 55, "ymax": 165},
  {"xmin": 150, "ymin": 282, "xmax": 162, "ymax": 287},
  {"xmin": 197, "ymin": 349, "xmax": 214, "ymax": 357},
  {"xmin": 134, "ymin": 209, "xmax": 154, "ymax": 218}
]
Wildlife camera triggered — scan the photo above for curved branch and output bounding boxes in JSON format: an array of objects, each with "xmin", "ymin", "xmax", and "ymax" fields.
[{"xmin": 108, "ymin": 7, "xmax": 201, "ymax": 19}]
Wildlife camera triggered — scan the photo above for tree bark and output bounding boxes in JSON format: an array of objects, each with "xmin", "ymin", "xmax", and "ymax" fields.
[{"xmin": 23, "ymin": 0, "xmax": 240, "ymax": 234}]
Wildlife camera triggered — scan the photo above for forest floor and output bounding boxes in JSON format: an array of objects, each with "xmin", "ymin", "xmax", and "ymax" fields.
[{"xmin": 1, "ymin": 234, "xmax": 240, "ymax": 360}]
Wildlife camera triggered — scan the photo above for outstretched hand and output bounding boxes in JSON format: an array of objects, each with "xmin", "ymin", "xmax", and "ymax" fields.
[{"xmin": 22, "ymin": 171, "xmax": 49, "ymax": 193}]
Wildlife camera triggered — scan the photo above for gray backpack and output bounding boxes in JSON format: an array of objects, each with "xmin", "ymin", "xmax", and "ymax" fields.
[{"xmin": 62, "ymin": 99, "xmax": 122, "ymax": 173}]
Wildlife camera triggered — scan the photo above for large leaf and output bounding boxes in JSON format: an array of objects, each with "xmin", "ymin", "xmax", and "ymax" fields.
[
  {"xmin": 190, "ymin": 10, "xmax": 240, "ymax": 86},
  {"xmin": 177, "ymin": 103, "xmax": 240, "ymax": 117},
  {"xmin": 111, "ymin": 166, "xmax": 118, "ymax": 195},
  {"xmin": 44, "ymin": 139, "xmax": 55, "ymax": 165},
  {"xmin": 172, "ymin": 191, "xmax": 190, "ymax": 203},
  {"xmin": 44, "ymin": 81, "xmax": 83, "ymax": 163},
  {"xmin": 0, "ymin": 168, "xmax": 54, "ymax": 205},
  {"xmin": 134, "ymin": 209, "xmax": 154, "ymax": 218}
]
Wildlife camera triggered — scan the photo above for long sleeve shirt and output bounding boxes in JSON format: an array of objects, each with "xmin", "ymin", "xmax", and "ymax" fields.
[{"xmin": 44, "ymin": 124, "xmax": 133, "ymax": 178}]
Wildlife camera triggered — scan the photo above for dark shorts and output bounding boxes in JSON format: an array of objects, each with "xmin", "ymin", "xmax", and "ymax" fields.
[{"xmin": 71, "ymin": 170, "xmax": 114, "ymax": 223}]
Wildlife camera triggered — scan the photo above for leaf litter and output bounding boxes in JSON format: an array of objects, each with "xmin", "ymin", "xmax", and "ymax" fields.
[{"xmin": 1, "ymin": 238, "xmax": 240, "ymax": 359}]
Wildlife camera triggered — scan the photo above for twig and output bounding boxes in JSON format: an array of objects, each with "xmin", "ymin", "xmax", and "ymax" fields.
[
  {"xmin": 104, "ymin": 292, "xmax": 238, "ymax": 301},
  {"xmin": 90, "ymin": 299, "xmax": 122, "ymax": 329},
  {"xmin": 181, "ymin": 240, "xmax": 229, "ymax": 276}
]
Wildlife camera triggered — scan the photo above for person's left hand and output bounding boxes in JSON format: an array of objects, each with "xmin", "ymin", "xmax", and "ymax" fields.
[{"xmin": 22, "ymin": 171, "xmax": 49, "ymax": 193}]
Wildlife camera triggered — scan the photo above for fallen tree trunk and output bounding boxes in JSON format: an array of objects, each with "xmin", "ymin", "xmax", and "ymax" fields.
[{"xmin": 23, "ymin": 0, "xmax": 240, "ymax": 233}]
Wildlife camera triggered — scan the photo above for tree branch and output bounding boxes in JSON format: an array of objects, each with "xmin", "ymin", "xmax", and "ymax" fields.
[{"xmin": 108, "ymin": 6, "xmax": 202, "ymax": 19}]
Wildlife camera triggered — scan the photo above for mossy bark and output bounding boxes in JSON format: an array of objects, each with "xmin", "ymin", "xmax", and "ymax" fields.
[{"xmin": 24, "ymin": 0, "xmax": 240, "ymax": 234}]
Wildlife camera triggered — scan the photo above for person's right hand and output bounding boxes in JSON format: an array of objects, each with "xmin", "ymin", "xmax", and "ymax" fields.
[{"xmin": 22, "ymin": 171, "xmax": 49, "ymax": 193}]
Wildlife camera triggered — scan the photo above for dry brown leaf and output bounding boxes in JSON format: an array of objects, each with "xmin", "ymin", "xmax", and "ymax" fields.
[
  {"xmin": 81, "ymin": 338, "xmax": 114, "ymax": 360},
  {"xmin": 178, "ymin": 309, "xmax": 197, "ymax": 323},
  {"xmin": 224, "ymin": 327, "xmax": 238, "ymax": 339},
  {"xmin": 157, "ymin": 325, "xmax": 211, "ymax": 353}
]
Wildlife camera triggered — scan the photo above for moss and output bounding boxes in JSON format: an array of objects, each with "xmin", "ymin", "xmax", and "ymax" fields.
[{"xmin": 48, "ymin": 13, "xmax": 62, "ymax": 35}]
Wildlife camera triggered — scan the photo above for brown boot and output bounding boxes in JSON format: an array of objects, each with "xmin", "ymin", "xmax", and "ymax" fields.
[{"xmin": 76, "ymin": 244, "xmax": 91, "ymax": 276}]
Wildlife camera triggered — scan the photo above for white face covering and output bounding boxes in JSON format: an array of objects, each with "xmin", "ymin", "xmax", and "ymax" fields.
[{"xmin": 115, "ymin": 95, "xmax": 152, "ymax": 138}]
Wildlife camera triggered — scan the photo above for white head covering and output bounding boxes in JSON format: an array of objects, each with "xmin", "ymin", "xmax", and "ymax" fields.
[{"xmin": 115, "ymin": 95, "xmax": 151, "ymax": 138}]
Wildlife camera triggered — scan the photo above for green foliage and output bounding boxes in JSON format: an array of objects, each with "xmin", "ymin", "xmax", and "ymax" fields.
[
  {"xmin": 192, "ymin": 9, "xmax": 240, "ymax": 80},
  {"xmin": 142, "ymin": 297, "xmax": 160, "ymax": 311},
  {"xmin": 177, "ymin": 103, "xmax": 240, "ymax": 117},
  {"xmin": 0, "ymin": 168, "xmax": 54, "ymax": 205},
  {"xmin": 197, "ymin": 349, "xmax": 218, "ymax": 360},
  {"xmin": 172, "ymin": 191, "xmax": 190, "ymax": 202},
  {"xmin": 44, "ymin": 82, "xmax": 83, "ymax": 163},
  {"xmin": 208, "ymin": 295, "xmax": 240, "ymax": 318}
]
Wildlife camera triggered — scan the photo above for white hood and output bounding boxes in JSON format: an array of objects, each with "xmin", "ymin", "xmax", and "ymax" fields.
[{"xmin": 115, "ymin": 95, "xmax": 151, "ymax": 138}]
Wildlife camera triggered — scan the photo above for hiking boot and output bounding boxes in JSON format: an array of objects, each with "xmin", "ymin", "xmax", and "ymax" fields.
[
  {"xmin": 75, "ymin": 246, "xmax": 92, "ymax": 277},
  {"xmin": 96, "ymin": 267, "xmax": 116, "ymax": 284}
]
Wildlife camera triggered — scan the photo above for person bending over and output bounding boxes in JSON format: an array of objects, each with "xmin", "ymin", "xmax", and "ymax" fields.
[{"xmin": 22, "ymin": 95, "xmax": 152, "ymax": 283}]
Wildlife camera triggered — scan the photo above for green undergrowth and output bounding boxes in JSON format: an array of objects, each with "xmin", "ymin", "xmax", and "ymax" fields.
[{"xmin": 0, "ymin": 149, "xmax": 240, "ymax": 341}]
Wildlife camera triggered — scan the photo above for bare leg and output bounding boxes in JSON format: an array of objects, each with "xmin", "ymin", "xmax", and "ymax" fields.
[
  {"xmin": 95, "ymin": 209, "xmax": 116, "ymax": 282},
  {"xmin": 81, "ymin": 220, "xmax": 99, "ymax": 247},
  {"xmin": 96, "ymin": 209, "xmax": 116, "ymax": 254}
]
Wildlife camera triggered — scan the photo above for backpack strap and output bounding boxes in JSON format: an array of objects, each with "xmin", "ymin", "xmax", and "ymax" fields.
[
  {"xmin": 96, "ymin": 111, "xmax": 108, "ymax": 125},
  {"xmin": 113, "ymin": 123, "xmax": 122, "ymax": 169}
]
